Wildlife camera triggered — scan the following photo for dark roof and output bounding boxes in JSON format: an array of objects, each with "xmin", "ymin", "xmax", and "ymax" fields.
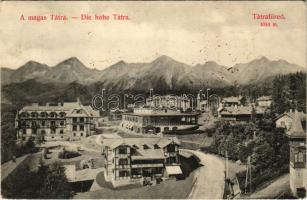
[
  {"xmin": 288, "ymin": 111, "xmax": 306, "ymax": 139},
  {"xmin": 102, "ymin": 136, "xmax": 180, "ymax": 150},
  {"xmin": 220, "ymin": 106, "xmax": 265, "ymax": 115}
]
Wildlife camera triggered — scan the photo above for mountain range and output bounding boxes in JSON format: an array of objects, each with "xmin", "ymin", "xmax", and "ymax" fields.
[{"xmin": 1, "ymin": 55, "xmax": 305, "ymax": 90}]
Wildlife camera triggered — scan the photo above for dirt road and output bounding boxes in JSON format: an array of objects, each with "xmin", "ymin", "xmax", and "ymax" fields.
[{"xmin": 183, "ymin": 149, "xmax": 225, "ymax": 199}]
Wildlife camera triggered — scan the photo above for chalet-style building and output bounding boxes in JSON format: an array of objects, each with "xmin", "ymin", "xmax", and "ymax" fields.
[
  {"xmin": 15, "ymin": 99, "xmax": 99, "ymax": 142},
  {"xmin": 218, "ymin": 105, "xmax": 265, "ymax": 121},
  {"xmin": 288, "ymin": 110, "xmax": 307, "ymax": 198},
  {"xmin": 146, "ymin": 95, "xmax": 191, "ymax": 111},
  {"xmin": 120, "ymin": 108, "xmax": 199, "ymax": 135},
  {"xmin": 275, "ymin": 110, "xmax": 306, "ymax": 133},
  {"xmin": 221, "ymin": 96, "xmax": 245, "ymax": 107},
  {"xmin": 256, "ymin": 96, "xmax": 272, "ymax": 108},
  {"xmin": 102, "ymin": 136, "xmax": 182, "ymax": 187}
]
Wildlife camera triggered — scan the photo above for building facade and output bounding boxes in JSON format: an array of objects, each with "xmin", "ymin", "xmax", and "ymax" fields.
[
  {"xmin": 146, "ymin": 95, "xmax": 191, "ymax": 111},
  {"xmin": 288, "ymin": 110, "xmax": 307, "ymax": 198},
  {"xmin": 218, "ymin": 105, "xmax": 265, "ymax": 121},
  {"xmin": 275, "ymin": 110, "xmax": 306, "ymax": 133},
  {"xmin": 15, "ymin": 99, "xmax": 99, "ymax": 142},
  {"xmin": 102, "ymin": 136, "xmax": 182, "ymax": 187},
  {"xmin": 256, "ymin": 96, "xmax": 272, "ymax": 108},
  {"xmin": 120, "ymin": 108, "xmax": 199, "ymax": 135}
]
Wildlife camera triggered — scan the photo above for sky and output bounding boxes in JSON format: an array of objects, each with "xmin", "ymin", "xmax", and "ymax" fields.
[{"xmin": 0, "ymin": 1, "xmax": 305, "ymax": 69}]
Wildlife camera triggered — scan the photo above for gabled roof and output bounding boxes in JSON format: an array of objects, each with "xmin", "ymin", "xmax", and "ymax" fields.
[
  {"xmin": 222, "ymin": 96, "xmax": 243, "ymax": 103},
  {"xmin": 19, "ymin": 101, "xmax": 99, "ymax": 118},
  {"xmin": 274, "ymin": 111, "xmax": 306, "ymax": 122},
  {"xmin": 102, "ymin": 136, "xmax": 180, "ymax": 150},
  {"xmin": 288, "ymin": 110, "xmax": 306, "ymax": 139}
]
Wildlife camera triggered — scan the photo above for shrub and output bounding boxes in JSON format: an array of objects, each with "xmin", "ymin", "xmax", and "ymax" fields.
[{"xmin": 58, "ymin": 150, "xmax": 81, "ymax": 159}]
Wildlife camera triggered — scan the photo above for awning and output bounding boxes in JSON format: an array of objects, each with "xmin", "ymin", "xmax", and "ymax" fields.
[{"xmin": 166, "ymin": 165, "xmax": 182, "ymax": 175}]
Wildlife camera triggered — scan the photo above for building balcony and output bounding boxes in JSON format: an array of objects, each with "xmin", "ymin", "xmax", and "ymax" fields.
[
  {"xmin": 117, "ymin": 165, "xmax": 130, "ymax": 169},
  {"xmin": 131, "ymin": 163, "xmax": 164, "ymax": 168},
  {"xmin": 116, "ymin": 154, "xmax": 130, "ymax": 158},
  {"xmin": 143, "ymin": 122, "xmax": 197, "ymax": 126}
]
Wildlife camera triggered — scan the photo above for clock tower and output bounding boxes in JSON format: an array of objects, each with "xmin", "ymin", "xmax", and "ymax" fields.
[{"xmin": 288, "ymin": 110, "xmax": 306, "ymax": 198}]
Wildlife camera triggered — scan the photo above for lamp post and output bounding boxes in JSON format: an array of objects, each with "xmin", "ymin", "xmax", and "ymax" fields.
[{"xmin": 207, "ymin": 88, "xmax": 211, "ymax": 112}]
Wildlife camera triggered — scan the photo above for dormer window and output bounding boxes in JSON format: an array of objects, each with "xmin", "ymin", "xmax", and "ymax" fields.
[
  {"xmin": 40, "ymin": 112, "xmax": 47, "ymax": 118},
  {"xmin": 154, "ymin": 144, "xmax": 160, "ymax": 149},
  {"xmin": 50, "ymin": 112, "xmax": 57, "ymax": 118},
  {"xmin": 20, "ymin": 112, "xmax": 29, "ymax": 118},
  {"xmin": 76, "ymin": 110, "xmax": 81, "ymax": 114},
  {"xmin": 59, "ymin": 112, "xmax": 66, "ymax": 118},
  {"xmin": 31, "ymin": 112, "xmax": 38, "ymax": 118},
  {"xmin": 143, "ymin": 144, "xmax": 150, "ymax": 150}
]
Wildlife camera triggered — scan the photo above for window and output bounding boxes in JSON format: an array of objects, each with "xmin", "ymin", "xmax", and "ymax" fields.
[
  {"xmin": 119, "ymin": 171, "xmax": 129, "ymax": 177},
  {"xmin": 42, "ymin": 121, "xmax": 45, "ymax": 126},
  {"xmin": 80, "ymin": 118, "xmax": 84, "ymax": 123},
  {"xmin": 31, "ymin": 112, "xmax": 38, "ymax": 118},
  {"xmin": 118, "ymin": 147, "xmax": 127, "ymax": 154},
  {"xmin": 81, "ymin": 133, "xmax": 83, "ymax": 136},
  {"xmin": 60, "ymin": 130, "xmax": 64, "ymax": 134},
  {"xmin": 73, "ymin": 118, "xmax": 77, "ymax": 123},
  {"xmin": 73, "ymin": 125, "xmax": 77, "ymax": 131},
  {"xmin": 154, "ymin": 144, "xmax": 160, "ymax": 149},
  {"xmin": 32, "ymin": 121, "xmax": 36, "ymax": 127},
  {"xmin": 298, "ymin": 152, "xmax": 304, "ymax": 162},
  {"xmin": 119, "ymin": 159, "xmax": 128, "ymax": 165},
  {"xmin": 80, "ymin": 125, "xmax": 84, "ymax": 131},
  {"xmin": 61, "ymin": 136, "xmax": 64, "ymax": 139},
  {"xmin": 40, "ymin": 112, "xmax": 47, "ymax": 118},
  {"xmin": 76, "ymin": 110, "xmax": 81, "ymax": 114},
  {"xmin": 51, "ymin": 136, "xmax": 54, "ymax": 139},
  {"xmin": 50, "ymin": 121, "xmax": 56, "ymax": 126},
  {"xmin": 167, "ymin": 156, "xmax": 177, "ymax": 164},
  {"xmin": 50, "ymin": 112, "xmax": 57, "ymax": 118},
  {"xmin": 73, "ymin": 133, "xmax": 76, "ymax": 137},
  {"xmin": 143, "ymin": 144, "xmax": 149, "ymax": 150},
  {"xmin": 167, "ymin": 144, "xmax": 176, "ymax": 152},
  {"xmin": 60, "ymin": 121, "xmax": 65, "ymax": 126},
  {"xmin": 59, "ymin": 112, "xmax": 65, "ymax": 118},
  {"xmin": 41, "ymin": 130, "xmax": 46, "ymax": 135}
]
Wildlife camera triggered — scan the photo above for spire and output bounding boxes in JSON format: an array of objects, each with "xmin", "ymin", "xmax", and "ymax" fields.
[{"xmin": 288, "ymin": 110, "xmax": 306, "ymax": 139}]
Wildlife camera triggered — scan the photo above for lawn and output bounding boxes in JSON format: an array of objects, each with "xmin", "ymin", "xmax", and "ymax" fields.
[{"xmin": 74, "ymin": 171, "xmax": 196, "ymax": 199}]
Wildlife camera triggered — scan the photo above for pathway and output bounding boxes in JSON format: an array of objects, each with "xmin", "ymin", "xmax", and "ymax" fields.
[{"xmin": 182, "ymin": 149, "xmax": 225, "ymax": 199}]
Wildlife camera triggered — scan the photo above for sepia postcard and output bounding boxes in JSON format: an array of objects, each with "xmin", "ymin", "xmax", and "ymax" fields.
[{"xmin": 0, "ymin": 1, "xmax": 306, "ymax": 199}]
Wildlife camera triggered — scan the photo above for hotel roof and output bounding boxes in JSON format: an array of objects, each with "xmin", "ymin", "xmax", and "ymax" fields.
[
  {"xmin": 288, "ymin": 110, "xmax": 306, "ymax": 139},
  {"xmin": 19, "ymin": 101, "xmax": 99, "ymax": 117},
  {"xmin": 102, "ymin": 136, "xmax": 180, "ymax": 150},
  {"xmin": 221, "ymin": 96, "xmax": 243, "ymax": 103}
]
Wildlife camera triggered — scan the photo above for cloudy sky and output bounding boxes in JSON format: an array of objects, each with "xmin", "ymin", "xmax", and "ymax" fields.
[{"xmin": 0, "ymin": 1, "xmax": 305, "ymax": 69}]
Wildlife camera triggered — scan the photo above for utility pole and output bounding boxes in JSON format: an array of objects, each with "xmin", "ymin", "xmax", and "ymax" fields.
[
  {"xmin": 245, "ymin": 156, "xmax": 252, "ymax": 194},
  {"xmin": 207, "ymin": 88, "xmax": 210, "ymax": 112}
]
